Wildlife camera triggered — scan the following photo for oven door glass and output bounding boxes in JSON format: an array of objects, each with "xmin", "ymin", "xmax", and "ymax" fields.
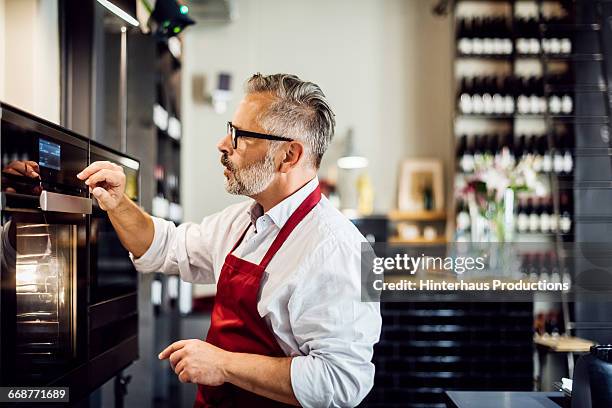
[
  {"xmin": 89, "ymin": 149, "xmax": 138, "ymax": 305},
  {"xmin": 16, "ymin": 223, "xmax": 76, "ymax": 359},
  {"xmin": 90, "ymin": 203, "xmax": 138, "ymax": 304},
  {"xmin": 1, "ymin": 206, "xmax": 87, "ymax": 385}
]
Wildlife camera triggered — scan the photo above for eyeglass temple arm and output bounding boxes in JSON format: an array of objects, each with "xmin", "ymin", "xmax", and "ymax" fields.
[{"xmin": 236, "ymin": 129, "xmax": 293, "ymax": 142}]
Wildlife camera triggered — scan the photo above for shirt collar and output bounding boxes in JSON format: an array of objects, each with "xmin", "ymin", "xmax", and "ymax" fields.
[{"xmin": 248, "ymin": 177, "xmax": 319, "ymax": 230}]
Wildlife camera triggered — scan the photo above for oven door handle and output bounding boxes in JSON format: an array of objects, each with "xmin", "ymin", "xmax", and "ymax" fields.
[{"xmin": 39, "ymin": 190, "xmax": 92, "ymax": 214}]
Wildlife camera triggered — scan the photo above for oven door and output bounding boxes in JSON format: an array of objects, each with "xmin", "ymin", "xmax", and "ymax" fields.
[
  {"xmin": 88, "ymin": 200, "xmax": 139, "ymax": 361},
  {"xmin": 89, "ymin": 144, "xmax": 139, "ymax": 309},
  {"xmin": 0, "ymin": 192, "xmax": 89, "ymax": 386},
  {"xmin": 90, "ymin": 201, "xmax": 138, "ymax": 305}
]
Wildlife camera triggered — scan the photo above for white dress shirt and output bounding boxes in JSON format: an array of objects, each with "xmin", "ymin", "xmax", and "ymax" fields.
[{"xmin": 131, "ymin": 177, "xmax": 382, "ymax": 407}]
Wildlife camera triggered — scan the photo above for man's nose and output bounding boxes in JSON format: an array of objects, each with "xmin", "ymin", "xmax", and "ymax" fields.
[{"xmin": 217, "ymin": 133, "xmax": 232, "ymax": 154}]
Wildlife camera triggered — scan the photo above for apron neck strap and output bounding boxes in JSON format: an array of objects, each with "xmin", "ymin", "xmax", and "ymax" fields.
[
  {"xmin": 230, "ymin": 223, "xmax": 251, "ymax": 253},
  {"xmin": 259, "ymin": 184, "xmax": 321, "ymax": 269}
]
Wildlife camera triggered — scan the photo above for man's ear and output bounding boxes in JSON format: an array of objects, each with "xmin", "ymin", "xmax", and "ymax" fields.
[{"xmin": 278, "ymin": 141, "xmax": 304, "ymax": 173}]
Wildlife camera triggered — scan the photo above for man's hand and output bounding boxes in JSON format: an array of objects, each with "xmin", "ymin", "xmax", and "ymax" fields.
[
  {"xmin": 77, "ymin": 161, "xmax": 126, "ymax": 211},
  {"xmin": 3, "ymin": 160, "xmax": 40, "ymax": 178},
  {"xmin": 159, "ymin": 339, "xmax": 229, "ymax": 386},
  {"xmin": 160, "ymin": 339, "xmax": 299, "ymax": 405},
  {"xmin": 2, "ymin": 160, "xmax": 41, "ymax": 194}
]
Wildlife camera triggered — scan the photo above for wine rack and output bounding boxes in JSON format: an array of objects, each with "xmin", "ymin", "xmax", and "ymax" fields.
[
  {"xmin": 453, "ymin": 1, "xmax": 611, "ymax": 244},
  {"xmin": 360, "ymin": 2, "xmax": 612, "ymax": 406},
  {"xmin": 152, "ymin": 40, "xmax": 184, "ymax": 225},
  {"xmin": 452, "ymin": 0, "xmax": 612, "ymax": 394}
]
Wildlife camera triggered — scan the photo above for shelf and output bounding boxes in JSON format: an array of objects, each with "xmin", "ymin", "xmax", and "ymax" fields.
[
  {"xmin": 455, "ymin": 114, "xmax": 609, "ymax": 123},
  {"xmin": 456, "ymin": 53, "xmax": 512, "ymax": 60},
  {"xmin": 534, "ymin": 334, "xmax": 594, "ymax": 353},
  {"xmin": 519, "ymin": 53, "xmax": 603, "ymax": 62},
  {"xmin": 540, "ymin": 23, "xmax": 601, "ymax": 32},
  {"xmin": 544, "ymin": 83, "xmax": 608, "ymax": 93},
  {"xmin": 388, "ymin": 210, "xmax": 447, "ymax": 221},
  {"xmin": 458, "ymin": 84, "xmax": 607, "ymax": 94},
  {"xmin": 455, "ymin": 0, "xmax": 574, "ymax": 2},
  {"xmin": 389, "ymin": 236, "xmax": 447, "ymax": 244},
  {"xmin": 456, "ymin": 53, "xmax": 603, "ymax": 62},
  {"xmin": 456, "ymin": 170, "xmax": 574, "ymax": 179}
]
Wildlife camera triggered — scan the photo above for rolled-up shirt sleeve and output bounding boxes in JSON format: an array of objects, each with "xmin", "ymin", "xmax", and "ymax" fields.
[
  {"xmin": 288, "ymin": 239, "xmax": 382, "ymax": 407},
  {"xmin": 130, "ymin": 214, "xmax": 223, "ymax": 284}
]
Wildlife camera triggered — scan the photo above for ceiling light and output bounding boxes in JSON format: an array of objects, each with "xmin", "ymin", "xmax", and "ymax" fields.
[{"xmin": 96, "ymin": 0, "xmax": 140, "ymax": 27}]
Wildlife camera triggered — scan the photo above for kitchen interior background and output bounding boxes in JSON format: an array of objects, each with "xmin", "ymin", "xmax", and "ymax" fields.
[{"xmin": 1, "ymin": 0, "xmax": 612, "ymax": 407}]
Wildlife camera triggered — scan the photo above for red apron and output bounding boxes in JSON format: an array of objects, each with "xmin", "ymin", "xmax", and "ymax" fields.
[{"xmin": 194, "ymin": 185, "xmax": 321, "ymax": 408}]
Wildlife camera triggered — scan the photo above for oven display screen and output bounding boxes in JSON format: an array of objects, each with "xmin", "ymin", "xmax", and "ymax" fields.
[{"xmin": 39, "ymin": 139, "xmax": 61, "ymax": 170}]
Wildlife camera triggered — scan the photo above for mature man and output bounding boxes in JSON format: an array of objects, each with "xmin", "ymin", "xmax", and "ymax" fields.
[{"xmin": 77, "ymin": 73, "xmax": 381, "ymax": 407}]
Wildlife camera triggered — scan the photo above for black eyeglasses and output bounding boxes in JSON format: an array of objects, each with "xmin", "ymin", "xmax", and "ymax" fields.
[{"xmin": 227, "ymin": 121, "xmax": 293, "ymax": 149}]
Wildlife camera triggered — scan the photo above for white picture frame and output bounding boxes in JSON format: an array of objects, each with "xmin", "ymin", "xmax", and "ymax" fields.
[{"xmin": 398, "ymin": 159, "xmax": 444, "ymax": 212}]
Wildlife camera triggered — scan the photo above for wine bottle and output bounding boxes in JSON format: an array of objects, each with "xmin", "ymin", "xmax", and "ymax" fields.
[
  {"xmin": 540, "ymin": 196, "xmax": 551, "ymax": 233},
  {"xmin": 472, "ymin": 17, "xmax": 484, "ymax": 55},
  {"xmin": 562, "ymin": 136, "xmax": 573, "ymax": 174},
  {"xmin": 473, "ymin": 135, "xmax": 484, "ymax": 169},
  {"xmin": 458, "ymin": 135, "xmax": 475, "ymax": 173},
  {"xmin": 456, "ymin": 200, "xmax": 471, "ymax": 232},
  {"xmin": 483, "ymin": 76, "xmax": 494, "ymax": 114},
  {"xmin": 559, "ymin": 192, "xmax": 572, "ymax": 233},
  {"xmin": 529, "ymin": 197, "xmax": 541, "ymax": 233},
  {"xmin": 503, "ymin": 76, "xmax": 513, "ymax": 114},
  {"xmin": 549, "ymin": 196, "xmax": 558, "ymax": 233},
  {"xmin": 528, "ymin": 77, "xmax": 541, "ymax": 114},
  {"xmin": 472, "ymin": 77, "xmax": 484, "ymax": 114},
  {"xmin": 517, "ymin": 76, "xmax": 533, "ymax": 114},
  {"xmin": 561, "ymin": 94, "xmax": 573, "ymax": 114},
  {"xmin": 457, "ymin": 19, "xmax": 472, "ymax": 55},
  {"xmin": 532, "ymin": 136, "xmax": 544, "ymax": 173},
  {"xmin": 553, "ymin": 133, "xmax": 565, "ymax": 174},
  {"xmin": 459, "ymin": 77, "xmax": 473, "ymax": 114},
  {"xmin": 499, "ymin": 133, "xmax": 515, "ymax": 168},
  {"xmin": 517, "ymin": 197, "xmax": 529, "ymax": 233},
  {"xmin": 152, "ymin": 164, "xmax": 170, "ymax": 219},
  {"xmin": 549, "ymin": 92, "xmax": 562, "ymax": 114}
]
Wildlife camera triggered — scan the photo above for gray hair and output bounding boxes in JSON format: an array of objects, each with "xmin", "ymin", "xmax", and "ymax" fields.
[{"xmin": 245, "ymin": 73, "xmax": 336, "ymax": 169}]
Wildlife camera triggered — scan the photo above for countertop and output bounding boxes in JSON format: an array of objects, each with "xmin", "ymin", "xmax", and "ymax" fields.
[{"xmin": 445, "ymin": 391, "xmax": 567, "ymax": 408}]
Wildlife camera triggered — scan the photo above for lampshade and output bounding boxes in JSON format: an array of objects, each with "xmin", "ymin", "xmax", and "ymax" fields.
[{"xmin": 337, "ymin": 128, "xmax": 368, "ymax": 169}]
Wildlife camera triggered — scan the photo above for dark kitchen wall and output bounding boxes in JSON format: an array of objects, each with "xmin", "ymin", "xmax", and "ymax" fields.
[
  {"xmin": 60, "ymin": 0, "xmax": 94, "ymax": 135},
  {"xmin": 91, "ymin": 4, "xmax": 121, "ymax": 150},
  {"xmin": 126, "ymin": 34, "xmax": 157, "ymax": 214},
  {"xmin": 362, "ymin": 301, "xmax": 533, "ymax": 408},
  {"xmin": 62, "ymin": 0, "xmax": 156, "ymax": 210},
  {"xmin": 573, "ymin": 0, "xmax": 612, "ymax": 345}
]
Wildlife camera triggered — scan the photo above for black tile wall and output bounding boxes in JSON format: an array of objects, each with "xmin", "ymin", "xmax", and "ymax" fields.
[{"xmin": 361, "ymin": 302, "xmax": 533, "ymax": 407}]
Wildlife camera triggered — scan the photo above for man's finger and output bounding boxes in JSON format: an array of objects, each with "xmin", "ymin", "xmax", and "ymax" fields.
[
  {"xmin": 159, "ymin": 340, "xmax": 189, "ymax": 360},
  {"xmin": 77, "ymin": 161, "xmax": 117, "ymax": 180},
  {"xmin": 178, "ymin": 370, "xmax": 190, "ymax": 383},
  {"xmin": 2, "ymin": 168, "xmax": 22, "ymax": 176},
  {"xmin": 24, "ymin": 162, "xmax": 39, "ymax": 178},
  {"xmin": 25, "ymin": 161, "xmax": 39, "ymax": 171},
  {"xmin": 85, "ymin": 169, "xmax": 122, "ymax": 188},
  {"xmin": 173, "ymin": 358, "xmax": 187, "ymax": 375},
  {"xmin": 169, "ymin": 348, "xmax": 185, "ymax": 369},
  {"xmin": 92, "ymin": 187, "xmax": 114, "ymax": 209}
]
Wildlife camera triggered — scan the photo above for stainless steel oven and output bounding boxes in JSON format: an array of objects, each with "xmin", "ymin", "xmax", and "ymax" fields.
[
  {"xmin": 0, "ymin": 103, "xmax": 140, "ymax": 403},
  {"xmin": 0, "ymin": 103, "xmax": 89, "ymax": 387}
]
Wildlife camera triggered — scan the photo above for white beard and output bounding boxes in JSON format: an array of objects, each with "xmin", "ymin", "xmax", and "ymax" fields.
[{"xmin": 224, "ymin": 150, "xmax": 276, "ymax": 196}]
